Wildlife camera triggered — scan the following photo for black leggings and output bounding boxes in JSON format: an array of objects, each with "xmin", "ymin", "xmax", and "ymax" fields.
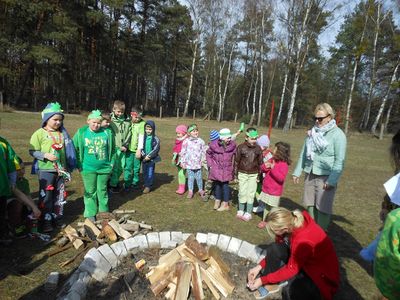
[{"xmin": 260, "ymin": 242, "xmax": 322, "ymax": 300}]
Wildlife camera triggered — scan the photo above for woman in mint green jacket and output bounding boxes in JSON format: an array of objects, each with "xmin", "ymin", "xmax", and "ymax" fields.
[{"xmin": 292, "ymin": 103, "xmax": 346, "ymax": 231}]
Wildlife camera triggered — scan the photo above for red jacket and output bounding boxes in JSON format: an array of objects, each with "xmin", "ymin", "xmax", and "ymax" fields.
[
  {"xmin": 260, "ymin": 160, "xmax": 288, "ymax": 196},
  {"xmin": 259, "ymin": 211, "xmax": 339, "ymax": 300}
]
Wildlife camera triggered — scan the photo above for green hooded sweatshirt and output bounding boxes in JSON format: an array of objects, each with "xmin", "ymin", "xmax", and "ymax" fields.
[{"xmin": 110, "ymin": 113, "xmax": 131, "ymax": 149}]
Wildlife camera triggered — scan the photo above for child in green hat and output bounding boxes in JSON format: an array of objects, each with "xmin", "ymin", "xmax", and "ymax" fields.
[
  {"xmin": 234, "ymin": 127, "xmax": 263, "ymax": 220},
  {"xmin": 73, "ymin": 110, "xmax": 115, "ymax": 221}
]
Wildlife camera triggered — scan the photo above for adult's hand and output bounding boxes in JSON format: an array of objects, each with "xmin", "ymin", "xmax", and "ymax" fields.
[
  {"xmin": 247, "ymin": 265, "xmax": 262, "ymax": 284},
  {"xmin": 44, "ymin": 153, "xmax": 58, "ymax": 161},
  {"xmin": 247, "ymin": 277, "xmax": 263, "ymax": 291},
  {"xmin": 293, "ymin": 176, "xmax": 300, "ymax": 184},
  {"xmin": 323, "ymin": 183, "xmax": 334, "ymax": 190}
]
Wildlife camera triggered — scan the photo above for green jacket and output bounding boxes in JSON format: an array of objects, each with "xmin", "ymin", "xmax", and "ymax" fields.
[
  {"xmin": 110, "ymin": 113, "xmax": 131, "ymax": 149},
  {"xmin": 73, "ymin": 125, "xmax": 115, "ymax": 170},
  {"xmin": 129, "ymin": 120, "xmax": 145, "ymax": 151},
  {"xmin": 293, "ymin": 126, "xmax": 346, "ymax": 186},
  {"xmin": 0, "ymin": 136, "xmax": 17, "ymax": 197},
  {"xmin": 374, "ymin": 208, "xmax": 400, "ymax": 300}
]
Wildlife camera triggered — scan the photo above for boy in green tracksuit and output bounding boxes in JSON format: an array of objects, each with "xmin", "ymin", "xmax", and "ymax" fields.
[
  {"xmin": 108, "ymin": 100, "xmax": 132, "ymax": 193},
  {"xmin": 73, "ymin": 110, "xmax": 115, "ymax": 221},
  {"xmin": 125, "ymin": 107, "xmax": 145, "ymax": 191},
  {"xmin": 0, "ymin": 136, "xmax": 18, "ymax": 244}
]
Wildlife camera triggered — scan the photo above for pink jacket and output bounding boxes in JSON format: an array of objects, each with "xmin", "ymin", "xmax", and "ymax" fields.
[{"xmin": 260, "ymin": 160, "xmax": 289, "ymax": 196}]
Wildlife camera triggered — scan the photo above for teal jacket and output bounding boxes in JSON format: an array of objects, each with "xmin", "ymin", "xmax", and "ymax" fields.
[
  {"xmin": 72, "ymin": 125, "xmax": 116, "ymax": 170},
  {"xmin": 110, "ymin": 113, "xmax": 131, "ymax": 149},
  {"xmin": 293, "ymin": 126, "xmax": 346, "ymax": 186}
]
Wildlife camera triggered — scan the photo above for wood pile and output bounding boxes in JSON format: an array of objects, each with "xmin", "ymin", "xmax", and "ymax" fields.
[
  {"xmin": 48, "ymin": 209, "xmax": 152, "ymax": 267},
  {"xmin": 146, "ymin": 235, "xmax": 235, "ymax": 300}
]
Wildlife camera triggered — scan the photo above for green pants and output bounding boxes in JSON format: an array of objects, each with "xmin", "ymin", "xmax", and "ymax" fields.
[
  {"xmin": 82, "ymin": 171, "xmax": 110, "ymax": 218},
  {"xmin": 176, "ymin": 165, "xmax": 186, "ymax": 185},
  {"xmin": 109, "ymin": 149, "xmax": 128, "ymax": 187},
  {"xmin": 125, "ymin": 150, "xmax": 141, "ymax": 187},
  {"xmin": 307, "ymin": 206, "xmax": 331, "ymax": 231}
]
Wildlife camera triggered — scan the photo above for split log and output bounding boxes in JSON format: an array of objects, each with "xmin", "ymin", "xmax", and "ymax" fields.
[
  {"xmin": 108, "ymin": 219, "xmax": 132, "ymax": 240},
  {"xmin": 165, "ymin": 282, "xmax": 177, "ymax": 299},
  {"xmin": 96, "ymin": 212, "xmax": 116, "ymax": 220},
  {"xmin": 126, "ymin": 220, "xmax": 152, "ymax": 230},
  {"xmin": 47, "ymin": 243, "xmax": 73, "ymax": 257},
  {"xmin": 191, "ymin": 263, "xmax": 204, "ymax": 300},
  {"xmin": 120, "ymin": 223, "xmax": 139, "ymax": 232},
  {"xmin": 101, "ymin": 221, "xmax": 118, "ymax": 242},
  {"xmin": 200, "ymin": 268, "xmax": 220, "ymax": 300},
  {"xmin": 185, "ymin": 235, "xmax": 208, "ymax": 260},
  {"xmin": 113, "ymin": 209, "xmax": 136, "ymax": 214},
  {"xmin": 84, "ymin": 218, "xmax": 101, "ymax": 237},
  {"xmin": 159, "ymin": 248, "xmax": 182, "ymax": 266},
  {"xmin": 208, "ymin": 247, "xmax": 230, "ymax": 274},
  {"xmin": 181, "ymin": 249, "xmax": 208, "ymax": 269},
  {"xmin": 174, "ymin": 262, "xmax": 192, "ymax": 300},
  {"xmin": 56, "ymin": 236, "xmax": 69, "ymax": 248},
  {"xmin": 64, "ymin": 225, "xmax": 84, "ymax": 249}
]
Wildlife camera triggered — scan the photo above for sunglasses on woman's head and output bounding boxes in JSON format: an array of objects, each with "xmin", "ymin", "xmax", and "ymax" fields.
[{"xmin": 314, "ymin": 115, "xmax": 330, "ymax": 122}]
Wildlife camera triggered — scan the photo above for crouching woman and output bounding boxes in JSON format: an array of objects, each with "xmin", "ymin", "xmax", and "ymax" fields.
[{"xmin": 247, "ymin": 207, "xmax": 339, "ymax": 300}]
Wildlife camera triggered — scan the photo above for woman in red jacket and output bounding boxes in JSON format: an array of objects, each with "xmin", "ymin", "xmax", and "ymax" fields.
[{"xmin": 247, "ymin": 207, "xmax": 339, "ymax": 300}]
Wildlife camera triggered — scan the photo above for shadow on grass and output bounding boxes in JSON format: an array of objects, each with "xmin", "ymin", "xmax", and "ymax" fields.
[{"xmin": 254, "ymin": 197, "xmax": 368, "ymax": 300}]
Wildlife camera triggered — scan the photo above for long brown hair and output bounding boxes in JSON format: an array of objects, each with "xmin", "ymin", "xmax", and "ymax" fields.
[
  {"xmin": 273, "ymin": 142, "xmax": 292, "ymax": 165},
  {"xmin": 391, "ymin": 129, "xmax": 400, "ymax": 173}
]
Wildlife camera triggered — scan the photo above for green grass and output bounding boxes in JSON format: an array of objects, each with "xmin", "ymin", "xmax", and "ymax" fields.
[{"xmin": 0, "ymin": 112, "xmax": 392, "ymax": 299}]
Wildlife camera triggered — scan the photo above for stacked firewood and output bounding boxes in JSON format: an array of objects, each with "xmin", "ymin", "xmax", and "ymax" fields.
[
  {"xmin": 48, "ymin": 209, "xmax": 153, "ymax": 267},
  {"xmin": 146, "ymin": 235, "xmax": 235, "ymax": 300}
]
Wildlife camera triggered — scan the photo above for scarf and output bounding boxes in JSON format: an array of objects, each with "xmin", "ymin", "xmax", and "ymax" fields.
[
  {"xmin": 173, "ymin": 136, "xmax": 186, "ymax": 154},
  {"xmin": 306, "ymin": 119, "xmax": 336, "ymax": 161}
]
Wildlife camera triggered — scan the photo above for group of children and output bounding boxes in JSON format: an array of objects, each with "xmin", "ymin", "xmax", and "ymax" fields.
[
  {"xmin": 172, "ymin": 123, "xmax": 292, "ymax": 227},
  {"xmin": 0, "ymin": 99, "xmax": 292, "ymax": 241}
]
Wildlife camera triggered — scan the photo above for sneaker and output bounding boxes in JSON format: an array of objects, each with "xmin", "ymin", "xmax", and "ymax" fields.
[
  {"xmin": 257, "ymin": 221, "xmax": 267, "ymax": 229},
  {"xmin": 13, "ymin": 225, "xmax": 28, "ymax": 239},
  {"xmin": 42, "ymin": 220, "xmax": 54, "ymax": 233},
  {"xmin": 253, "ymin": 206, "xmax": 264, "ymax": 213},
  {"xmin": 143, "ymin": 187, "xmax": 151, "ymax": 194},
  {"xmin": 236, "ymin": 210, "xmax": 244, "ymax": 219},
  {"xmin": 187, "ymin": 191, "xmax": 194, "ymax": 199},
  {"xmin": 109, "ymin": 186, "xmax": 121, "ymax": 194},
  {"xmin": 242, "ymin": 212, "xmax": 252, "ymax": 222}
]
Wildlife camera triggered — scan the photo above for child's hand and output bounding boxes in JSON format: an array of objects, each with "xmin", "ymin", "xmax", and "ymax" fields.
[
  {"xmin": 120, "ymin": 146, "xmax": 127, "ymax": 152},
  {"xmin": 144, "ymin": 156, "xmax": 151, "ymax": 161},
  {"xmin": 44, "ymin": 153, "xmax": 58, "ymax": 161},
  {"xmin": 135, "ymin": 149, "xmax": 141, "ymax": 159},
  {"xmin": 32, "ymin": 207, "xmax": 41, "ymax": 219},
  {"xmin": 265, "ymin": 162, "xmax": 273, "ymax": 169}
]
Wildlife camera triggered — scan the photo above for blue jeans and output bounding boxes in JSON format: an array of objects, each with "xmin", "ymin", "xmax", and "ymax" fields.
[
  {"xmin": 214, "ymin": 181, "xmax": 230, "ymax": 202},
  {"xmin": 142, "ymin": 161, "xmax": 155, "ymax": 188}
]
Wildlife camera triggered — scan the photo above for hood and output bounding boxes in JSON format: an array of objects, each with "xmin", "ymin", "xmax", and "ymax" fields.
[
  {"xmin": 209, "ymin": 139, "xmax": 236, "ymax": 154},
  {"xmin": 145, "ymin": 120, "xmax": 156, "ymax": 135},
  {"xmin": 111, "ymin": 112, "xmax": 130, "ymax": 123}
]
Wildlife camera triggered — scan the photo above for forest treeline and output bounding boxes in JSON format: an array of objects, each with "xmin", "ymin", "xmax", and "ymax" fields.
[{"xmin": 0, "ymin": 0, "xmax": 399, "ymax": 134}]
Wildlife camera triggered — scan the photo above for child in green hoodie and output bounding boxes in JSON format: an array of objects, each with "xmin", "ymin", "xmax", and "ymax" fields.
[
  {"xmin": 107, "ymin": 101, "xmax": 132, "ymax": 193},
  {"xmin": 73, "ymin": 110, "xmax": 115, "ymax": 221},
  {"xmin": 125, "ymin": 107, "xmax": 145, "ymax": 191}
]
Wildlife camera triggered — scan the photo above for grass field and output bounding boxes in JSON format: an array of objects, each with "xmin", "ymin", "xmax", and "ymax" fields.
[{"xmin": 0, "ymin": 111, "xmax": 393, "ymax": 299}]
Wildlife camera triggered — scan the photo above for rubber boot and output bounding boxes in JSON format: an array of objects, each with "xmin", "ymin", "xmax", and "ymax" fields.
[
  {"xmin": 213, "ymin": 200, "xmax": 221, "ymax": 210},
  {"xmin": 175, "ymin": 184, "xmax": 186, "ymax": 195}
]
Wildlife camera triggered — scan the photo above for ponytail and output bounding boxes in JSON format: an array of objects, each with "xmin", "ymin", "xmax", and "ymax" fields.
[{"xmin": 265, "ymin": 207, "xmax": 304, "ymax": 237}]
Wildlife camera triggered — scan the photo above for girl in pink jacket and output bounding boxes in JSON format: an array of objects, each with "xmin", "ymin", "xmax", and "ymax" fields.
[{"xmin": 257, "ymin": 142, "xmax": 291, "ymax": 229}]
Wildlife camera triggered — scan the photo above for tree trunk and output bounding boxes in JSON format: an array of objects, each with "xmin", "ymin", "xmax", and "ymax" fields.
[
  {"xmin": 371, "ymin": 59, "xmax": 399, "ymax": 134},
  {"xmin": 250, "ymin": 60, "xmax": 259, "ymax": 126},
  {"xmin": 183, "ymin": 35, "xmax": 199, "ymax": 118},
  {"xmin": 217, "ymin": 45, "xmax": 234, "ymax": 122},
  {"xmin": 344, "ymin": 9, "xmax": 369, "ymax": 135},
  {"xmin": 257, "ymin": 10, "xmax": 265, "ymax": 127}
]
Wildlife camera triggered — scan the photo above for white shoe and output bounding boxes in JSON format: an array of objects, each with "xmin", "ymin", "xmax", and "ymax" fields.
[
  {"xmin": 253, "ymin": 206, "xmax": 264, "ymax": 213},
  {"xmin": 242, "ymin": 212, "xmax": 252, "ymax": 222},
  {"xmin": 236, "ymin": 210, "xmax": 244, "ymax": 219}
]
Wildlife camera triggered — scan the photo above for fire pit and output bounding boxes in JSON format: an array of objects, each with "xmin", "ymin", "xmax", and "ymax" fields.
[{"xmin": 57, "ymin": 232, "xmax": 273, "ymax": 300}]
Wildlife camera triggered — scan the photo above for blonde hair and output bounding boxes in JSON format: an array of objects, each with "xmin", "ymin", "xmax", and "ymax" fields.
[
  {"xmin": 113, "ymin": 100, "xmax": 126, "ymax": 111},
  {"xmin": 265, "ymin": 207, "xmax": 304, "ymax": 237},
  {"xmin": 314, "ymin": 103, "xmax": 335, "ymax": 119}
]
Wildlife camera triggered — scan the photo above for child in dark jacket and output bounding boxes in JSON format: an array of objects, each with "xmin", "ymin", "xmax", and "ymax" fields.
[
  {"xmin": 141, "ymin": 120, "xmax": 160, "ymax": 194},
  {"xmin": 206, "ymin": 128, "xmax": 236, "ymax": 211},
  {"xmin": 235, "ymin": 128, "xmax": 263, "ymax": 221}
]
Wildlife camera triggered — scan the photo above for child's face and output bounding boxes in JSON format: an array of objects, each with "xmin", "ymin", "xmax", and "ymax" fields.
[
  {"xmin": 246, "ymin": 136, "xmax": 257, "ymax": 146},
  {"xmin": 101, "ymin": 119, "xmax": 111, "ymax": 128},
  {"xmin": 113, "ymin": 108, "xmax": 125, "ymax": 118},
  {"xmin": 131, "ymin": 112, "xmax": 141, "ymax": 123},
  {"xmin": 87, "ymin": 118, "xmax": 102, "ymax": 132},
  {"xmin": 176, "ymin": 132, "xmax": 185, "ymax": 138},
  {"xmin": 46, "ymin": 114, "xmax": 63, "ymax": 131},
  {"xmin": 145, "ymin": 125, "xmax": 153, "ymax": 135},
  {"xmin": 189, "ymin": 129, "xmax": 199, "ymax": 138}
]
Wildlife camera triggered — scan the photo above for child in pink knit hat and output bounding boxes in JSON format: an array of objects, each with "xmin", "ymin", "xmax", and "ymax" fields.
[{"xmin": 172, "ymin": 125, "xmax": 187, "ymax": 194}]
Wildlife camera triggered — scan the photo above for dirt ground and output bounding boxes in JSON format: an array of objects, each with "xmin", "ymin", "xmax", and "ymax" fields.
[{"xmin": 86, "ymin": 247, "xmax": 282, "ymax": 300}]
